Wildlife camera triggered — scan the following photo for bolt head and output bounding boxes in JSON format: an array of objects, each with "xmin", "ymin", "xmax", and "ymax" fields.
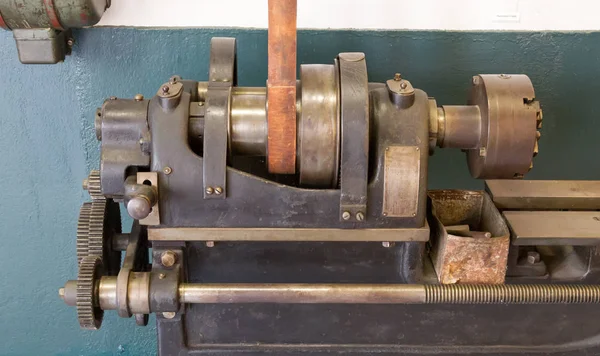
[
  {"xmin": 342, "ymin": 211, "xmax": 351, "ymax": 220},
  {"xmin": 127, "ymin": 196, "xmax": 152, "ymax": 220},
  {"xmin": 400, "ymin": 82, "xmax": 408, "ymax": 89},
  {"xmin": 382, "ymin": 241, "xmax": 391, "ymax": 248},
  {"xmin": 163, "ymin": 166, "xmax": 172, "ymax": 175},
  {"xmin": 394, "ymin": 73, "xmax": 402, "ymax": 81},
  {"xmin": 205, "ymin": 187, "xmax": 214, "ymax": 195},
  {"xmin": 526, "ymin": 251, "xmax": 540, "ymax": 264},
  {"xmin": 158, "ymin": 273, "xmax": 166, "ymax": 280},
  {"xmin": 162, "ymin": 312, "xmax": 176, "ymax": 319},
  {"xmin": 214, "ymin": 186, "xmax": 223, "ymax": 195},
  {"xmin": 206, "ymin": 241, "xmax": 215, "ymax": 248},
  {"xmin": 58, "ymin": 287, "xmax": 65, "ymax": 299},
  {"xmin": 472, "ymin": 76, "xmax": 481, "ymax": 85},
  {"xmin": 161, "ymin": 85, "xmax": 170, "ymax": 93},
  {"xmin": 82, "ymin": 178, "xmax": 89, "ymax": 190},
  {"xmin": 109, "ymin": 96, "xmax": 117, "ymax": 101},
  {"xmin": 356, "ymin": 212, "xmax": 365, "ymax": 221},
  {"xmin": 134, "ymin": 94, "xmax": 144, "ymax": 101},
  {"xmin": 479, "ymin": 147, "xmax": 487, "ymax": 157},
  {"xmin": 67, "ymin": 38, "xmax": 75, "ymax": 47},
  {"xmin": 160, "ymin": 251, "xmax": 177, "ymax": 268}
]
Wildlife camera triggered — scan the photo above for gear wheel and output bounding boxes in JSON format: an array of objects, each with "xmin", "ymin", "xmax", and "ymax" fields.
[
  {"xmin": 86, "ymin": 170, "xmax": 103, "ymax": 200},
  {"xmin": 76, "ymin": 203, "xmax": 92, "ymax": 264},
  {"xmin": 77, "ymin": 255, "xmax": 104, "ymax": 330},
  {"xmin": 75, "ymin": 200, "xmax": 122, "ymax": 275}
]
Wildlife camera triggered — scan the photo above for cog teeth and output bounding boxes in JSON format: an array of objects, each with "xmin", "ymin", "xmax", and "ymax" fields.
[
  {"xmin": 76, "ymin": 203, "xmax": 93, "ymax": 264},
  {"xmin": 77, "ymin": 255, "xmax": 104, "ymax": 330},
  {"xmin": 86, "ymin": 170, "xmax": 104, "ymax": 201},
  {"xmin": 87, "ymin": 200, "xmax": 108, "ymax": 258}
]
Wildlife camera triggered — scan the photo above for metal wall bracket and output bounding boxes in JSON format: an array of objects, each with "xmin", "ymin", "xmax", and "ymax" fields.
[
  {"xmin": 12, "ymin": 28, "xmax": 72, "ymax": 64},
  {"xmin": 203, "ymin": 38, "xmax": 236, "ymax": 199},
  {"xmin": 137, "ymin": 172, "xmax": 160, "ymax": 226}
]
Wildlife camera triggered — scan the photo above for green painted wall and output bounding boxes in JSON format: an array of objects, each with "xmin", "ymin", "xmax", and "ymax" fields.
[{"xmin": 0, "ymin": 28, "xmax": 599, "ymax": 355}]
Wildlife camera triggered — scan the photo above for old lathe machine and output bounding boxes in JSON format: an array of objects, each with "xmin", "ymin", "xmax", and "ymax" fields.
[{"xmin": 4, "ymin": 0, "xmax": 592, "ymax": 354}]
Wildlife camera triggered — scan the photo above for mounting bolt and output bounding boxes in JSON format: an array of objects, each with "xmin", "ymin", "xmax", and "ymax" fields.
[
  {"xmin": 382, "ymin": 241, "xmax": 391, "ymax": 248},
  {"xmin": 214, "ymin": 186, "xmax": 223, "ymax": 195},
  {"xmin": 163, "ymin": 166, "xmax": 172, "ymax": 175},
  {"xmin": 342, "ymin": 211, "xmax": 351, "ymax": 220},
  {"xmin": 527, "ymin": 251, "xmax": 541, "ymax": 264},
  {"xmin": 356, "ymin": 212, "xmax": 365, "ymax": 221},
  {"xmin": 205, "ymin": 187, "xmax": 214, "ymax": 195},
  {"xmin": 162, "ymin": 312, "xmax": 176, "ymax": 319},
  {"xmin": 160, "ymin": 251, "xmax": 177, "ymax": 268},
  {"xmin": 400, "ymin": 82, "xmax": 408, "ymax": 89},
  {"xmin": 158, "ymin": 273, "xmax": 166, "ymax": 280},
  {"xmin": 134, "ymin": 94, "xmax": 144, "ymax": 101},
  {"xmin": 206, "ymin": 241, "xmax": 215, "ymax": 248},
  {"xmin": 394, "ymin": 73, "xmax": 402, "ymax": 81},
  {"xmin": 161, "ymin": 85, "xmax": 170, "ymax": 94}
]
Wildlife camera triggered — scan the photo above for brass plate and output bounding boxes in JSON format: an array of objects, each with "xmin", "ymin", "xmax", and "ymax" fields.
[
  {"xmin": 383, "ymin": 146, "xmax": 420, "ymax": 217},
  {"xmin": 148, "ymin": 224, "xmax": 430, "ymax": 242}
]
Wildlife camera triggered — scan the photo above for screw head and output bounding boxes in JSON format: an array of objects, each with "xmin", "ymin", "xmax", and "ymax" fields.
[
  {"xmin": 526, "ymin": 251, "xmax": 540, "ymax": 264},
  {"xmin": 161, "ymin": 85, "xmax": 170, "ymax": 94},
  {"xmin": 400, "ymin": 82, "xmax": 408, "ymax": 89},
  {"xmin": 58, "ymin": 287, "xmax": 65, "ymax": 299},
  {"xmin": 394, "ymin": 73, "xmax": 402, "ymax": 81},
  {"xmin": 67, "ymin": 38, "xmax": 75, "ymax": 47},
  {"xmin": 163, "ymin": 166, "xmax": 172, "ymax": 175},
  {"xmin": 206, "ymin": 241, "xmax": 215, "ymax": 248},
  {"xmin": 382, "ymin": 241, "xmax": 391, "ymax": 248},
  {"xmin": 160, "ymin": 251, "xmax": 177, "ymax": 268},
  {"xmin": 214, "ymin": 186, "xmax": 223, "ymax": 195},
  {"xmin": 158, "ymin": 273, "xmax": 166, "ymax": 280},
  {"xmin": 472, "ymin": 76, "xmax": 481, "ymax": 85},
  {"xmin": 109, "ymin": 96, "xmax": 117, "ymax": 101},
  {"xmin": 205, "ymin": 187, "xmax": 214, "ymax": 195},
  {"xmin": 162, "ymin": 312, "xmax": 176, "ymax": 319},
  {"xmin": 342, "ymin": 211, "xmax": 351, "ymax": 220},
  {"xmin": 479, "ymin": 147, "xmax": 487, "ymax": 157},
  {"xmin": 356, "ymin": 212, "xmax": 365, "ymax": 221},
  {"xmin": 134, "ymin": 94, "xmax": 144, "ymax": 101}
]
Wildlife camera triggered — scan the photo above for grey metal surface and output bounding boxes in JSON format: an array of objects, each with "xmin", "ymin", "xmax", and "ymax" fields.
[
  {"xmin": 12, "ymin": 28, "xmax": 70, "ymax": 64},
  {"xmin": 486, "ymin": 179, "xmax": 600, "ymax": 210},
  {"xmin": 504, "ymin": 211, "xmax": 600, "ymax": 245},
  {"xmin": 338, "ymin": 53, "xmax": 370, "ymax": 222},
  {"xmin": 100, "ymin": 98, "xmax": 150, "ymax": 199}
]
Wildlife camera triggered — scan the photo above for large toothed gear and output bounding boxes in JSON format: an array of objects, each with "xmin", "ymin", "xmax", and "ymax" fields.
[
  {"xmin": 75, "ymin": 199, "xmax": 122, "ymax": 275},
  {"xmin": 86, "ymin": 170, "xmax": 103, "ymax": 200},
  {"xmin": 77, "ymin": 255, "xmax": 104, "ymax": 330},
  {"xmin": 76, "ymin": 202, "xmax": 92, "ymax": 264}
]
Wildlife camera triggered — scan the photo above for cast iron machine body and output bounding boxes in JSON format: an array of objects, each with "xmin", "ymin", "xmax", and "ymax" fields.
[{"xmin": 60, "ymin": 38, "xmax": 600, "ymax": 355}]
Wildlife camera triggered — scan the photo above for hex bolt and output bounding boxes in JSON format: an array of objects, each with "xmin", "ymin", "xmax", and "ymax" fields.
[
  {"xmin": 214, "ymin": 186, "xmax": 223, "ymax": 195},
  {"xmin": 134, "ymin": 94, "xmax": 144, "ymax": 101},
  {"xmin": 342, "ymin": 211, "xmax": 351, "ymax": 220},
  {"xmin": 394, "ymin": 73, "xmax": 402, "ymax": 81},
  {"xmin": 527, "ymin": 251, "xmax": 541, "ymax": 264},
  {"xmin": 162, "ymin": 312, "xmax": 176, "ymax": 319},
  {"xmin": 356, "ymin": 212, "xmax": 365, "ymax": 221},
  {"xmin": 206, "ymin": 241, "xmax": 215, "ymax": 248},
  {"xmin": 160, "ymin": 251, "xmax": 177, "ymax": 268},
  {"xmin": 205, "ymin": 187, "xmax": 214, "ymax": 195},
  {"xmin": 163, "ymin": 166, "xmax": 172, "ymax": 175}
]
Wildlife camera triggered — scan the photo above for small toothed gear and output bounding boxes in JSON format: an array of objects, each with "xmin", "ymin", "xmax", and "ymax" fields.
[
  {"xmin": 75, "ymin": 199, "xmax": 122, "ymax": 275},
  {"xmin": 77, "ymin": 255, "xmax": 104, "ymax": 330},
  {"xmin": 86, "ymin": 170, "xmax": 103, "ymax": 200}
]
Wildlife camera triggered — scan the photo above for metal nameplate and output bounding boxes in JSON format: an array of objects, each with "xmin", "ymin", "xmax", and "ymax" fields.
[{"xmin": 383, "ymin": 146, "xmax": 420, "ymax": 217}]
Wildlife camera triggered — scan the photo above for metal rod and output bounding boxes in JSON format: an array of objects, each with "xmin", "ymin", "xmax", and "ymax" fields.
[{"xmin": 178, "ymin": 283, "xmax": 600, "ymax": 304}]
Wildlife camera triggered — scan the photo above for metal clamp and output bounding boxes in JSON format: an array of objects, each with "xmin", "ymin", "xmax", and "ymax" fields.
[
  {"xmin": 337, "ymin": 53, "xmax": 369, "ymax": 222},
  {"xmin": 203, "ymin": 37, "xmax": 236, "ymax": 199}
]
